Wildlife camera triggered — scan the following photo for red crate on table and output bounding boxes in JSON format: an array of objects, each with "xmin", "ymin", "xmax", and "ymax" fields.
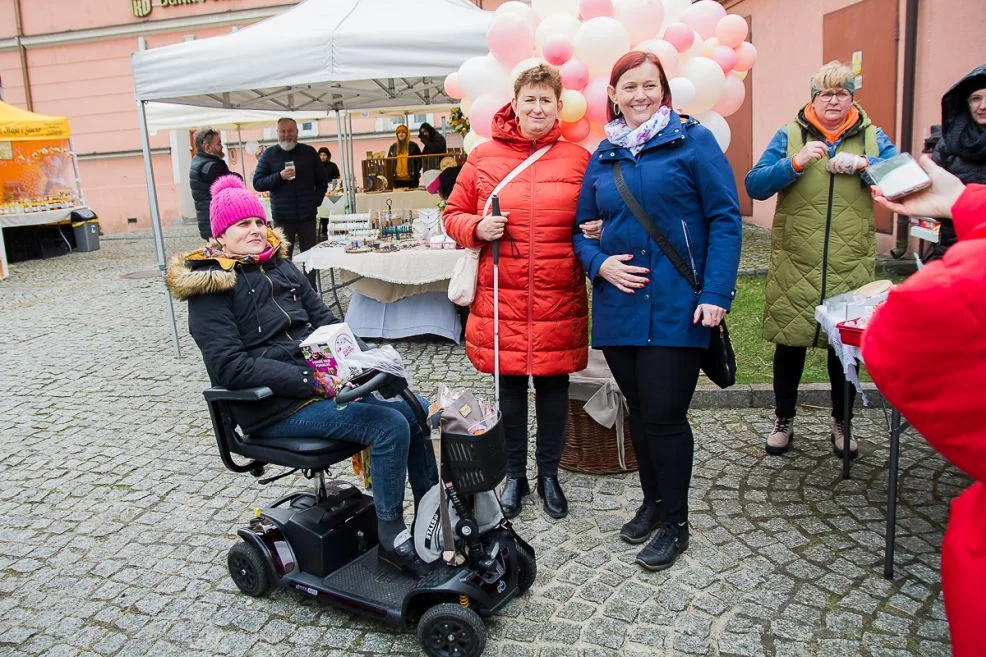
[{"xmin": 837, "ymin": 318, "xmax": 866, "ymax": 347}]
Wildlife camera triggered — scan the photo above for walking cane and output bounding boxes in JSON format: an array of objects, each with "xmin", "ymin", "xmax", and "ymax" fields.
[{"xmin": 490, "ymin": 194, "xmax": 502, "ymax": 411}]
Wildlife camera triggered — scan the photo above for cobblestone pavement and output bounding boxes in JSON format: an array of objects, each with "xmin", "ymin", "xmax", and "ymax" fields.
[{"xmin": 0, "ymin": 230, "xmax": 963, "ymax": 657}]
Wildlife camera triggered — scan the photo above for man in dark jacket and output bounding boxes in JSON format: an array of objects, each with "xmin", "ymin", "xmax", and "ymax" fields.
[
  {"xmin": 189, "ymin": 128, "xmax": 233, "ymax": 240},
  {"xmin": 253, "ymin": 118, "xmax": 329, "ymax": 270}
]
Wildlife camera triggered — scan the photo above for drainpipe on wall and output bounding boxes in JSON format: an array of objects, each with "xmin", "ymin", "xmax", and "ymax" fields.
[
  {"xmin": 890, "ymin": 0, "xmax": 919, "ymax": 258},
  {"xmin": 13, "ymin": 0, "xmax": 33, "ymax": 110}
]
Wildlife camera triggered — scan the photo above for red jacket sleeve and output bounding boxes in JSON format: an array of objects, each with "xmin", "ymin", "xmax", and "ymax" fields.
[{"xmin": 861, "ymin": 186, "xmax": 986, "ymax": 483}]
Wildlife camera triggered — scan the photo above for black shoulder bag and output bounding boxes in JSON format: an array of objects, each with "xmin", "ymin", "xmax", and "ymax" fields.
[{"xmin": 609, "ymin": 163, "xmax": 736, "ymax": 388}]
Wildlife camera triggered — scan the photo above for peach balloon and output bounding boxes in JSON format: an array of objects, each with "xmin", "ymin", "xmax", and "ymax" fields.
[
  {"xmin": 680, "ymin": 56, "xmax": 725, "ymax": 115},
  {"xmin": 579, "ymin": 0, "xmax": 614, "ymax": 20},
  {"xmin": 711, "ymin": 73, "xmax": 745, "ymax": 117},
  {"xmin": 662, "ymin": 22, "xmax": 695, "ymax": 53},
  {"xmin": 559, "ymin": 59, "xmax": 590, "ymax": 90},
  {"xmin": 462, "ymin": 131, "xmax": 489, "ymax": 154},
  {"xmin": 715, "ymin": 14, "xmax": 748, "ymax": 48},
  {"xmin": 561, "ymin": 117, "xmax": 592, "ymax": 142},
  {"xmin": 679, "ymin": 0, "xmax": 726, "ymax": 39},
  {"xmin": 488, "ymin": 13, "xmax": 536, "ymax": 69},
  {"xmin": 732, "ymin": 69, "xmax": 748, "ymax": 81},
  {"xmin": 444, "ymin": 72, "xmax": 464, "ymax": 100},
  {"xmin": 733, "ymin": 41, "xmax": 758, "ymax": 72},
  {"xmin": 710, "ymin": 45, "xmax": 737, "ymax": 74},
  {"xmin": 543, "ymin": 34, "xmax": 575, "ymax": 65},
  {"xmin": 583, "ymin": 75, "xmax": 611, "ymax": 124},
  {"xmin": 559, "ymin": 89, "xmax": 588, "ymax": 122},
  {"xmin": 636, "ymin": 38, "xmax": 680, "ymax": 79}
]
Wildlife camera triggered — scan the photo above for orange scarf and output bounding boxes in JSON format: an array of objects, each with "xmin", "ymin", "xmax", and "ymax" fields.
[{"xmin": 805, "ymin": 104, "xmax": 860, "ymax": 143}]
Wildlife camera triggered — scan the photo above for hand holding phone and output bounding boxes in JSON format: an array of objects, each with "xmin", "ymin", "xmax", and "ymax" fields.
[
  {"xmin": 871, "ymin": 155, "xmax": 966, "ymax": 219},
  {"xmin": 863, "ymin": 153, "xmax": 931, "ymax": 201}
]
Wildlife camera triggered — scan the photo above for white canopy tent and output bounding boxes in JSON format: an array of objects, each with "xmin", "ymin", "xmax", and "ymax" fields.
[{"xmin": 130, "ymin": 0, "xmax": 493, "ymax": 355}]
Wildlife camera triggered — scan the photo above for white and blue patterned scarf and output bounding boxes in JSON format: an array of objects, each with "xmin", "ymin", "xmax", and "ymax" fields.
[{"xmin": 604, "ymin": 106, "xmax": 672, "ymax": 157}]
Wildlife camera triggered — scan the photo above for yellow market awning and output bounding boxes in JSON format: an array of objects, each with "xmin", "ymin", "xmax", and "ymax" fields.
[{"xmin": 0, "ymin": 100, "xmax": 71, "ymax": 141}]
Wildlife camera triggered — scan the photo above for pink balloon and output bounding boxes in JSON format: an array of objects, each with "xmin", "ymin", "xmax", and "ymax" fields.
[
  {"xmin": 469, "ymin": 94, "xmax": 506, "ymax": 139},
  {"xmin": 715, "ymin": 14, "xmax": 749, "ymax": 48},
  {"xmin": 561, "ymin": 117, "xmax": 592, "ymax": 142},
  {"xmin": 578, "ymin": 135, "xmax": 604, "ymax": 153},
  {"xmin": 734, "ymin": 41, "xmax": 758, "ymax": 72},
  {"xmin": 444, "ymin": 73, "xmax": 464, "ymax": 100},
  {"xmin": 560, "ymin": 59, "xmax": 590, "ymax": 90},
  {"xmin": 712, "ymin": 74, "xmax": 746, "ymax": 116},
  {"xmin": 710, "ymin": 45, "xmax": 737, "ymax": 74},
  {"xmin": 579, "ymin": 0, "xmax": 613, "ymax": 20},
  {"xmin": 583, "ymin": 75, "xmax": 610, "ymax": 124},
  {"xmin": 543, "ymin": 34, "xmax": 575, "ymax": 65},
  {"xmin": 662, "ymin": 22, "xmax": 695, "ymax": 53},
  {"xmin": 679, "ymin": 0, "xmax": 727, "ymax": 39},
  {"xmin": 487, "ymin": 13, "xmax": 536, "ymax": 69},
  {"xmin": 636, "ymin": 38, "xmax": 680, "ymax": 79}
]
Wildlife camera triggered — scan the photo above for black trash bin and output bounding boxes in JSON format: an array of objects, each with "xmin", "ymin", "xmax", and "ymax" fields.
[{"xmin": 71, "ymin": 208, "xmax": 100, "ymax": 252}]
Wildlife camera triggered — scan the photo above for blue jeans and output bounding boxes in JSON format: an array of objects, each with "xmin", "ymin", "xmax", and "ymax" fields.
[{"xmin": 257, "ymin": 395, "xmax": 438, "ymax": 522}]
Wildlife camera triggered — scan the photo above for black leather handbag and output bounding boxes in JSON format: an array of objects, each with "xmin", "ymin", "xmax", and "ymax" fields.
[{"xmin": 609, "ymin": 163, "xmax": 736, "ymax": 388}]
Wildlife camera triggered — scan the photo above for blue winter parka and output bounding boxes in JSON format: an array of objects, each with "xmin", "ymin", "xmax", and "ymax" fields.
[{"xmin": 574, "ymin": 113, "xmax": 742, "ymax": 349}]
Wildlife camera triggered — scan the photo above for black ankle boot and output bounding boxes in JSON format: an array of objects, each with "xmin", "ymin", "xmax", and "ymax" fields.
[
  {"xmin": 536, "ymin": 474, "xmax": 568, "ymax": 519},
  {"xmin": 620, "ymin": 501, "xmax": 662, "ymax": 544},
  {"xmin": 635, "ymin": 521, "xmax": 689, "ymax": 571},
  {"xmin": 499, "ymin": 477, "xmax": 530, "ymax": 519}
]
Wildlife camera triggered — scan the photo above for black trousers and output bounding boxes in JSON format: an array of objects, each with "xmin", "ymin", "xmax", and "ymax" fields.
[
  {"xmin": 603, "ymin": 346, "xmax": 702, "ymax": 525},
  {"xmin": 278, "ymin": 219, "xmax": 317, "ymax": 287},
  {"xmin": 772, "ymin": 344, "xmax": 856, "ymax": 420},
  {"xmin": 499, "ymin": 374, "xmax": 569, "ymax": 478}
]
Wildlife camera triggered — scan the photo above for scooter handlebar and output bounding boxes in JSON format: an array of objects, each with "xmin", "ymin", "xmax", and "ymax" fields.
[{"xmin": 334, "ymin": 370, "xmax": 394, "ymax": 404}]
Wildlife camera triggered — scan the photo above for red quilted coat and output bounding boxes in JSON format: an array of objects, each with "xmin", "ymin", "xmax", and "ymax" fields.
[
  {"xmin": 443, "ymin": 104, "xmax": 590, "ymax": 376},
  {"xmin": 862, "ymin": 184, "xmax": 986, "ymax": 657}
]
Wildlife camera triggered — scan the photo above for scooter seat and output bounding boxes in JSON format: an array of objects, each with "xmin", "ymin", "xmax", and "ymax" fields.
[{"xmin": 232, "ymin": 433, "xmax": 362, "ymax": 471}]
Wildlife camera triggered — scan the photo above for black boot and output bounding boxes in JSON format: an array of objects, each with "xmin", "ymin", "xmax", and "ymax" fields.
[
  {"xmin": 620, "ymin": 501, "xmax": 662, "ymax": 544},
  {"xmin": 499, "ymin": 477, "xmax": 530, "ymax": 519},
  {"xmin": 536, "ymin": 474, "xmax": 568, "ymax": 519},
  {"xmin": 635, "ymin": 521, "xmax": 689, "ymax": 571}
]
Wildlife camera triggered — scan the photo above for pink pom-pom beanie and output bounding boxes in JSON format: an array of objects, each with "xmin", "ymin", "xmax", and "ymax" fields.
[{"xmin": 209, "ymin": 175, "xmax": 267, "ymax": 238}]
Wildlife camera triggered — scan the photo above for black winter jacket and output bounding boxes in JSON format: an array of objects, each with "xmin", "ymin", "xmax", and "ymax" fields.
[
  {"xmin": 189, "ymin": 152, "xmax": 233, "ymax": 239},
  {"xmin": 253, "ymin": 143, "xmax": 329, "ymax": 224},
  {"xmin": 165, "ymin": 229, "xmax": 338, "ymax": 434},
  {"xmin": 933, "ymin": 64, "xmax": 986, "ymax": 186}
]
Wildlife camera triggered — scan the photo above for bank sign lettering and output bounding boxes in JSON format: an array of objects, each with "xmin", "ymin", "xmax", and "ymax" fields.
[{"xmin": 131, "ymin": 0, "xmax": 235, "ymax": 19}]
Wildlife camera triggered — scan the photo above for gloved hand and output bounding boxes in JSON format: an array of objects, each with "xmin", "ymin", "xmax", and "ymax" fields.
[{"xmin": 826, "ymin": 152, "xmax": 866, "ymax": 175}]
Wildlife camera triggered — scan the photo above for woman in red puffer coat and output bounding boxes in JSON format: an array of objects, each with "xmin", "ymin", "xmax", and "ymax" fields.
[
  {"xmin": 864, "ymin": 156, "xmax": 986, "ymax": 657},
  {"xmin": 444, "ymin": 64, "xmax": 590, "ymax": 521}
]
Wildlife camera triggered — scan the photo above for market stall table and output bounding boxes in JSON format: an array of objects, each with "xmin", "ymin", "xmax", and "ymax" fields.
[
  {"xmin": 294, "ymin": 243, "xmax": 463, "ymax": 342},
  {"xmin": 816, "ymin": 299, "xmax": 909, "ymax": 579},
  {"xmin": 0, "ymin": 206, "xmax": 87, "ymax": 277}
]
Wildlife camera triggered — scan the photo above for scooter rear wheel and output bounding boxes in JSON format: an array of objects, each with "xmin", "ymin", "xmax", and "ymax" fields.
[
  {"xmin": 516, "ymin": 542, "xmax": 537, "ymax": 594},
  {"xmin": 417, "ymin": 602, "xmax": 486, "ymax": 657},
  {"xmin": 228, "ymin": 542, "xmax": 271, "ymax": 597}
]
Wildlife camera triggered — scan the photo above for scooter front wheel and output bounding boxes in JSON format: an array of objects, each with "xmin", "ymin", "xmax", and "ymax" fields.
[
  {"xmin": 417, "ymin": 602, "xmax": 486, "ymax": 657},
  {"xmin": 228, "ymin": 542, "xmax": 271, "ymax": 597}
]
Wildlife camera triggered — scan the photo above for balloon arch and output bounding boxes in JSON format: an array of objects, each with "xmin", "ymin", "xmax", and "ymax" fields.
[{"xmin": 445, "ymin": 0, "xmax": 757, "ymax": 154}]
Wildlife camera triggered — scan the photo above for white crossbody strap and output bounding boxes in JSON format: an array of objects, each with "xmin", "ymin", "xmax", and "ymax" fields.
[{"xmin": 482, "ymin": 144, "xmax": 552, "ymax": 216}]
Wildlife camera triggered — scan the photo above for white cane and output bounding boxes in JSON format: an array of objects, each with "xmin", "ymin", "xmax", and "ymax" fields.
[{"xmin": 490, "ymin": 194, "xmax": 502, "ymax": 412}]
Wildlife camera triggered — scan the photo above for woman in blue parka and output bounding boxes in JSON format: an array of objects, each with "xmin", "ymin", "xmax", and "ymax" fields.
[{"xmin": 574, "ymin": 50, "xmax": 742, "ymax": 572}]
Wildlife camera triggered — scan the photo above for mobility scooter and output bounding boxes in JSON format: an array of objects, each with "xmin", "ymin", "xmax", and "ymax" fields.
[{"xmin": 204, "ymin": 370, "xmax": 535, "ymax": 657}]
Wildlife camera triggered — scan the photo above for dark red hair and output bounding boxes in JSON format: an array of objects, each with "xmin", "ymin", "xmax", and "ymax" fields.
[{"xmin": 607, "ymin": 50, "xmax": 672, "ymax": 123}]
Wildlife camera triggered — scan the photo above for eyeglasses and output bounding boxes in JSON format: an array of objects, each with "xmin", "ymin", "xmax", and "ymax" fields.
[
  {"xmin": 817, "ymin": 90, "xmax": 853, "ymax": 102},
  {"xmin": 968, "ymin": 94, "xmax": 986, "ymax": 108}
]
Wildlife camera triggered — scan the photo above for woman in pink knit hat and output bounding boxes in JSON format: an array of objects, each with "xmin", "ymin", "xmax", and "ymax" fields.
[{"xmin": 165, "ymin": 175, "xmax": 437, "ymax": 578}]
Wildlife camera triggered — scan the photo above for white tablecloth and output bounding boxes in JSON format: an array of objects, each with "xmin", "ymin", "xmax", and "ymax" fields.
[
  {"xmin": 815, "ymin": 290, "xmax": 889, "ymax": 400},
  {"xmin": 346, "ymin": 290, "xmax": 461, "ymax": 343},
  {"xmin": 355, "ymin": 190, "xmax": 436, "ymax": 213}
]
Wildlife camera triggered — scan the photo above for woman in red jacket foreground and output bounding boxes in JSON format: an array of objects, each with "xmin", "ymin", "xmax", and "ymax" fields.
[
  {"xmin": 444, "ymin": 65, "xmax": 590, "ymax": 520},
  {"xmin": 863, "ymin": 155, "xmax": 986, "ymax": 657}
]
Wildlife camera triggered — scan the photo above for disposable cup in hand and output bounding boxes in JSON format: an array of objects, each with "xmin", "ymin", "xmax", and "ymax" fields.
[{"xmin": 285, "ymin": 161, "xmax": 296, "ymax": 178}]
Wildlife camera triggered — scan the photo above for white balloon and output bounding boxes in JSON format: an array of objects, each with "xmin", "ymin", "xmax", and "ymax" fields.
[
  {"xmin": 244, "ymin": 140, "xmax": 260, "ymax": 156},
  {"xmin": 462, "ymin": 131, "xmax": 490, "ymax": 154},
  {"xmin": 573, "ymin": 17, "xmax": 631, "ymax": 76},
  {"xmin": 680, "ymin": 56, "xmax": 725, "ymax": 115},
  {"xmin": 457, "ymin": 55, "xmax": 511, "ymax": 101},
  {"xmin": 613, "ymin": 0, "xmax": 664, "ymax": 46},
  {"xmin": 697, "ymin": 110, "xmax": 731, "ymax": 151},
  {"xmin": 535, "ymin": 13, "xmax": 582, "ymax": 51},
  {"xmin": 668, "ymin": 76, "xmax": 696, "ymax": 111},
  {"xmin": 636, "ymin": 38, "xmax": 680, "ymax": 78},
  {"xmin": 496, "ymin": 0, "xmax": 540, "ymax": 31},
  {"xmin": 532, "ymin": 0, "xmax": 580, "ymax": 19},
  {"xmin": 660, "ymin": 0, "xmax": 692, "ymax": 27}
]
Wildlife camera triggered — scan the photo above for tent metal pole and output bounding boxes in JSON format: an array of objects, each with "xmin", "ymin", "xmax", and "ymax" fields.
[
  {"xmin": 236, "ymin": 124, "xmax": 247, "ymax": 182},
  {"xmin": 347, "ymin": 111, "xmax": 356, "ymax": 212},
  {"xmin": 134, "ymin": 92, "xmax": 181, "ymax": 358},
  {"xmin": 335, "ymin": 109, "xmax": 347, "ymax": 211},
  {"xmin": 68, "ymin": 137, "xmax": 87, "ymax": 205}
]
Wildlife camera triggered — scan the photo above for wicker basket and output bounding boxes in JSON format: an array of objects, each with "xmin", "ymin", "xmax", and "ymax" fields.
[{"xmin": 560, "ymin": 399, "xmax": 637, "ymax": 474}]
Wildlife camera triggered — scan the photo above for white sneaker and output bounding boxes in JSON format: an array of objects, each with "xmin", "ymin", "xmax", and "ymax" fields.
[{"xmin": 765, "ymin": 416, "xmax": 794, "ymax": 455}]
